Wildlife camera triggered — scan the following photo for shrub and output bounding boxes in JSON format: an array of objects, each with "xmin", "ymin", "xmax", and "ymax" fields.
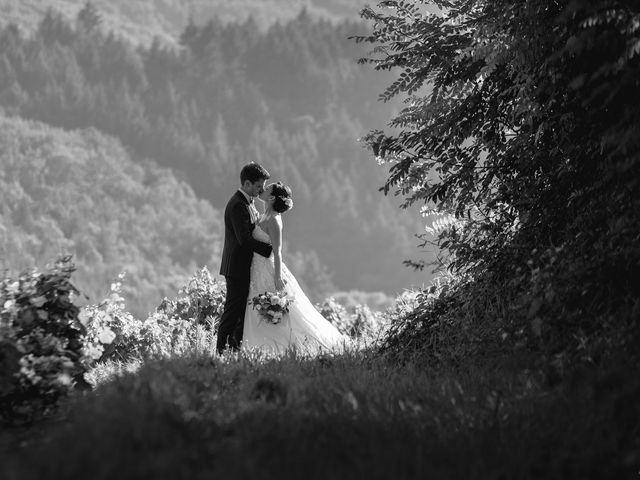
[
  {"xmin": 0, "ymin": 257, "xmax": 92, "ymax": 424},
  {"xmin": 80, "ymin": 273, "xmax": 142, "ymax": 362},
  {"xmin": 81, "ymin": 267, "xmax": 223, "ymax": 362},
  {"xmin": 382, "ymin": 275, "xmax": 509, "ymax": 366},
  {"xmin": 316, "ymin": 297, "xmax": 389, "ymax": 343},
  {"xmin": 316, "ymin": 297, "xmax": 350, "ymax": 333},
  {"xmin": 156, "ymin": 267, "xmax": 225, "ymax": 331}
]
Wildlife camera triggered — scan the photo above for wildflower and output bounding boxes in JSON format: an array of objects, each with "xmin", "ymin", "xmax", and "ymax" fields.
[
  {"xmin": 77, "ymin": 310, "xmax": 90, "ymax": 325},
  {"xmin": 56, "ymin": 373, "xmax": 73, "ymax": 386},
  {"xmin": 84, "ymin": 344, "xmax": 103, "ymax": 360},
  {"xmin": 97, "ymin": 327, "xmax": 116, "ymax": 344}
]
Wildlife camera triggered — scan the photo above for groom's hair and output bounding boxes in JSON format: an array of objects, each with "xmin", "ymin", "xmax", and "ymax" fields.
[{"xmin": 240, "ymin": 163, "xmax": 270, "ymax": 184}]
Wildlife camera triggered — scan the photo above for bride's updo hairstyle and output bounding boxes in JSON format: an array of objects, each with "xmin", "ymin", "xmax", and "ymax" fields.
[{"xmin": 272, "ymin": 182, "xmax": 294, "ymax": 214}]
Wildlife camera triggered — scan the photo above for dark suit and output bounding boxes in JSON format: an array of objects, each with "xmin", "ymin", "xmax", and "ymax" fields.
[{"xmin": 217, "ymin": 191, "xmax": 272, "ymax": 353}]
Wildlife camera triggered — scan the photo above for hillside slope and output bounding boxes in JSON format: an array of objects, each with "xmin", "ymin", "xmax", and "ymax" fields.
[
  {"xmin": 0, "ymin": 0, "xmax": 368, "ymax": 45},
  {"xmin": 0, "ymin": 9, "xmax": 434, "ymax": 298},
  {"xmin": 0, "ymin": 112, "xmax": 222, "ymax": 315}
]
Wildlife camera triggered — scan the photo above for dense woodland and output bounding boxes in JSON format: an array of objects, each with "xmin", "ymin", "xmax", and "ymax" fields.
[
  {"xmin": 0, "ymin": 113, "xmax": 224, "ymax": 316},
  {"xmin": 0, "ymin": 5, "xmax": 429, "ymax": 314},
  {"xmin": 0, "ymin": 0, "xmax": 376, "ymax": 45}
]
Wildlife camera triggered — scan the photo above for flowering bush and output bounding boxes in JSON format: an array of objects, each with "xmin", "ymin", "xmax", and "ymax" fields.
[
  {"xmin": 249, "ymin": 291, "xmax": 292, "ymax": 324},
  {"xmin": 316, "ymin": 297, "xmax": 350, "ymax": 333},
  {"xmin": 0, "ymin": 257, "xmax": 92, "ymax": 424},
  {"xmin": 82, "ymin": 268, "xmax": 223, "ymax": 361},
  {"xmin": 81, "ymin": 274, "xmax": 143, "ymax": 362},
  {"xmin": 130, "ymin": 311, "xmax": 210, "ymax": 359},
  {"xmin": 349, "ymin": 304, "xmax": 388, "ymax": 340},
  {"xmin": 316, "ymin": 297, "xmax": 389, "ymax": 341},
  {"xmin": 156, "ymin": 267, "xmax": 226, "ymax": 331}
]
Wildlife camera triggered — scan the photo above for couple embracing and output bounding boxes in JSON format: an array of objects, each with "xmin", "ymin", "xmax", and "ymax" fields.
[{"xmin": 217, "ymin": 163, "xmax": 346, "ymax": 355}]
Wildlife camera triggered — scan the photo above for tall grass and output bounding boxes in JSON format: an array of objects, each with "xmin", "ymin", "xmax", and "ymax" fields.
[{"xmin": 2, "ymin": 347, "xmax": 637, "ymax": 480}]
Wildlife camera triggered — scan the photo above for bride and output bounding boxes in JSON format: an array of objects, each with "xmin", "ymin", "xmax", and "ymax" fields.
[{"xmin": 242, "ymin": 182, "xmax": 347, "ymax": 354}]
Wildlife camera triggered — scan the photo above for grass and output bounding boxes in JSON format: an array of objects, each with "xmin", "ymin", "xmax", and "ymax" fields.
[{"xmin": 1, "ymin": 346, "xmax": 638, "ymax": 480}]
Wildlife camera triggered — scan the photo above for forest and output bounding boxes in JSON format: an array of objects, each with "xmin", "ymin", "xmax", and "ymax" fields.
[
  {"xmin": 0, "ymin": 0, "xmax": 380, "ymax": 45},
  {"xmin": 0, "ymin": 113, "xmax": 224, "ymax": 315},
  {"xmin": 0, "ymin": 4, "xmax": 429, "ymax": 315}
]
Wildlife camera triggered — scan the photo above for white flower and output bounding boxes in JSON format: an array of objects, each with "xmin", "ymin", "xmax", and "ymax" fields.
[
  {"xmin": 77, "ymin": 310, "xmax": 90, "ymax": 325},
  {"xmin": 97, "ymin": 327, "xmax": 116, "ymax": 344},
  {"xmin": 56, "ymin": 373, "xmax": 73, "ymax": 386},
  {"xmin": 3, "ymin": 299, "xmax": 15, "ymax": 310},
  {"xmin": 84, "ymin": 344, "xmax": 104, "ymax": 360}
]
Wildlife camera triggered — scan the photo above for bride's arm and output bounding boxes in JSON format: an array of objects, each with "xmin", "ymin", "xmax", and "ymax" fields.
[{"xmin": 267, "ymin": 216, "xmax": 285, "ymax": 291}]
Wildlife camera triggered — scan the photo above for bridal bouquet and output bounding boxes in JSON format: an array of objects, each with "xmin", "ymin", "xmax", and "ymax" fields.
[{"xmin": 249, "ymin": 291, "xmax": 293, "ymax": 324}]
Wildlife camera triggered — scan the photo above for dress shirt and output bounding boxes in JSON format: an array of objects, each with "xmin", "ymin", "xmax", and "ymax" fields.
[{"xmin": 238, "ymin": 189, "xmax": 260, "ymax": 223}]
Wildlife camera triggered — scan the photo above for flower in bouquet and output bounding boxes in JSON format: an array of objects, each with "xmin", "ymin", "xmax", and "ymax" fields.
[{"xmin": 249, "ymin": 290, "xmax": 293, "ymax": 324}]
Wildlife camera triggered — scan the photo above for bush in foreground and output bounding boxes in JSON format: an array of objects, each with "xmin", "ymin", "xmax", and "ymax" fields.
[
  {"xmin": 0, "ymin": 257, "xmax": 91, "ymax": 424},
  {"xmin": 82, "ymin": 267, "xmax": 224, "ymax": 362}
]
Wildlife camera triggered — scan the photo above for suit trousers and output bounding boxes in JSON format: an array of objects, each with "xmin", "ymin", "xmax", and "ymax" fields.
[{"xmin": 217, "ymin": 275, "xmax": 250, "ymax": 354}]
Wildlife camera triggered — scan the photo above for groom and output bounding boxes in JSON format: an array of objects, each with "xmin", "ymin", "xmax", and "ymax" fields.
[{"xmin": 217, "ymin": 162, "xmax": 273, "ymax": 354}]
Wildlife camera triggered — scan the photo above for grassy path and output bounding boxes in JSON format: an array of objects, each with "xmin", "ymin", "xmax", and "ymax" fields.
[{"xmin": 2, "ymin": 351, "xmax": 637, "ymax": 479}]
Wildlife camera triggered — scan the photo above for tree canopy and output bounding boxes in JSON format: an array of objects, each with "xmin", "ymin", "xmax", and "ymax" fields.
[{"xmin": 359, "ymin": 0, "xmax": 639, "ymax": 363}]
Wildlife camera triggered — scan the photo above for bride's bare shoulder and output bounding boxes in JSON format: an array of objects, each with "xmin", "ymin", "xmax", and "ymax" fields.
[
  {"xmin": 263, "ymin": 214, "xmax": 282, "ymax": 234},
  {"xmin": 266, "ymin": 214, "xmax": 283, "ymax": 228}
]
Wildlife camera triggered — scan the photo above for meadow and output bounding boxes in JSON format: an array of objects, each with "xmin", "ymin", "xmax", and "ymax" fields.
[{"xmin": 1, "ymin": 322, "xmax": 637, "ymax": 479}]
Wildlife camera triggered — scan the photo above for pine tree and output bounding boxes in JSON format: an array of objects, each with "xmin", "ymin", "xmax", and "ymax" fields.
[{"xmin": 77, "ymin": 1, "xmax": 102, "ymax": 33}]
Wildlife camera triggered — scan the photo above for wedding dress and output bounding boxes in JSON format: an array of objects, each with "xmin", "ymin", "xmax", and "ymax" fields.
[{"xmin": 242, "ymin": 223, "xmax": 347, "ymax": 355}]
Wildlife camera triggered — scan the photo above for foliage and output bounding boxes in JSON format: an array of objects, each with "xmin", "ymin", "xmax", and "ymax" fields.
[
  {"xmin": 2, "ymin": 350, "xmax": 638, "ymax": 479},
  {"xmin": 316, "ymin": 297, "xmax": 350, "ymax": 331},
  {"xmin": 357, "ymin": 0, "xmax": 640, "ymax": 369},
  {"xmin": 0, "ymin": 113, "xmax": 222, "ymax": 317},
  {"xmin": 156, "ymin": 266, "xmax": 226, "ymax": 330},
  {"xmin": 0, "ymin": 256, "xmax": 92, "ymax": 424},
  {"xmin": 82, "ymin": 267, "xmax": 223, "ymax": 362},
  {"xmin": 0, "ymin": 6, "xmax": 428, "ymax": 298},
  {"xmin": 382, "ymin": 275, "xmax": 513, "ymax": 366},
  {"xmin": 316, "ymin": 296, "xmax": 389, "ymax": 342},
  {"xmin": 80, "ymin": 274, "xmax": 144, "ymax": 362},
  {"xmin": 0, "ymin": 0, "xmax": 376, "ymax": 46}
]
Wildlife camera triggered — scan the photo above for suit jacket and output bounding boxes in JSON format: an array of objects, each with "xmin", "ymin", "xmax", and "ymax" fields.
[{"xmin": 219, "ymin": 191, "xmax": 273, "ymax": 279}]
